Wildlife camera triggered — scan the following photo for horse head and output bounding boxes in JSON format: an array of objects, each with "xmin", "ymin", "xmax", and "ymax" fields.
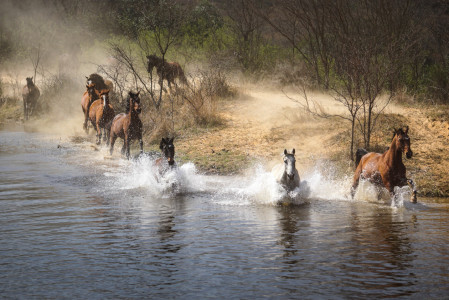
[
  {"xmin": 160, "ymin": 137, "xmax": 175, "ymax": 166},
  {"xmin": 86, "ymin": 83, "xmax": 98, "ymax": 98},
  {"xmin": 127, "ymin": 91, "xmax": 141, "ymax": 114},
  {"xmin": 283, "ymin": 148, "xmax": 297, "ymax": 180},
  {"xmin": 146, "ymin": 54, "xmax": 160, "ymax": 73},
  {"xmin": 26, "ymin": 77, "xmax": 34, "ymax": 87},
  {"xmin": 99, "ymin": 89, "xmax": 110, "ymax": 106},
  {"xmin": 393, "ymin": 126, "xmax": 412, "ymax": 159}
]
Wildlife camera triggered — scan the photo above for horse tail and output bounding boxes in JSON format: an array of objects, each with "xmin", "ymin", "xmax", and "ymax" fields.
[{"xmin": 355, "ymin": 148, "xmax": 368, "ymax": 168}]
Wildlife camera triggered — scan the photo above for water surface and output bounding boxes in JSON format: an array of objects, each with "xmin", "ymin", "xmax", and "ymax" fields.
[{"xmin": 1, "ymin": 129, "xmax": 448, "ymax": 299}]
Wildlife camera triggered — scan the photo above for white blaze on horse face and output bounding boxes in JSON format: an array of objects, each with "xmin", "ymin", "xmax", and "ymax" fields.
[
  {"xmin": 102, "ymin": 94, "xmax": 106, "ymax": 107},
  {"xmin": 284, "ymin": 155, "xmax": 295, "ymax": 178}
]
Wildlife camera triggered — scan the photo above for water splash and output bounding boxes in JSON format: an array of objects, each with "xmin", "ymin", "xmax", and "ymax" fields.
[{"xmin": 103, "ymin": 154, "xmax": 206, "ymax": 197}]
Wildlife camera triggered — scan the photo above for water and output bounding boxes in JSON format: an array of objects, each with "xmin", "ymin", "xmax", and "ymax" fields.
[{"xmin": 1, "ymin": 129, "xmax": 449, "ymax": 299}]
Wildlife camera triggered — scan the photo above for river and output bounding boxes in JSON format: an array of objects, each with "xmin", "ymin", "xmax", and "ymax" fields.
[{"xmin": 1, "ymin": 128, "xmax": 448, "ymax": 299}]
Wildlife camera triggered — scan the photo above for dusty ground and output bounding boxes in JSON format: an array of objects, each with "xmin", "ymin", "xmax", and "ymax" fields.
[{"xmin": 174, "ymin": 84, "xmax": 449, "ymax": 197}]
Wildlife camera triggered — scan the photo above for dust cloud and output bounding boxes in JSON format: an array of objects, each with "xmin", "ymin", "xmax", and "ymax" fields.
[{"xmin": 0, "ymin": 0, "xmax": 113, "ymax": 137}]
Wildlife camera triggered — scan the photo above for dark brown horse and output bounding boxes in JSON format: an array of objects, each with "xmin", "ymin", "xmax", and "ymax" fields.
[
  {"xmin": 109, "ymin": 91, "xmax": 143, "ymax": 159},
  {"xmin": 146, "ymin": 54, "xmax": 188, "ymax": 88},
  {"xmin": 88, "ymin": 89, "xmax": 115, "ymax": 145},
  {"xmin": 351, "ymin": 127, "xmax": 417, "ymax": 203},
  {"xmin": 81, "ymin": 83, "xmax": 100, "ymax": 133},
  {"xmin": 86, "ymin": 73, "xmax": 113, "ymax": 92},
  {"xmin": 22, "ymin": 77, "xmax": 40, "ymax": 120},
  {"xmin": 155, "ymin": 138, "xmax": 176, "ymax": 172}
]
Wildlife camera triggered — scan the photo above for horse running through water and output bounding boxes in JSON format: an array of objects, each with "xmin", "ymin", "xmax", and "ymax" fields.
[
  {"xmin": 81, "ymin": 83, "xmax": 100, "ymax": 133},
  {"xmin": 22, "ymin": 77, "xmax": 40, "ymax": 120},
  {"xmin": 351, "ymin": 127, "xmax": 418, "ymax": 203},
  {"xmin": 272, "ymin": 149, "xmax": 301, "ymax": 192},
  {"xmin": 88, "ymin": 89, "xmax": 115, "ymax": 145},
  {"xmin": 146, "ymin": 54, "xmax": 188, "ymax": 89},
  {"xmin": 109, "ymin": 91, "xmax": 143, "ymax": 159}
]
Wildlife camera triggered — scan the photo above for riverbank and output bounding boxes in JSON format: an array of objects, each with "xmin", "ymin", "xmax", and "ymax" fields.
[{"xmin": 1, "ymin": 84, "xmax": 448, "ymax": 197}]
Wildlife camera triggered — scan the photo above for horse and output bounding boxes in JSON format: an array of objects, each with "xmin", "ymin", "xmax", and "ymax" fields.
[
  {"xmin": 86, "ymin": 73, "xmax": 113, "ymax": 92},
  {"xmin": 88, "ymin": 89, "xmax": 115, "ymax": 145},
  {"xmin": 146, "ymin": 54, "xmax": 188, "ymax": 89},
  {"xmin": 109, "ymin": 91, "xmax": 143, "ymax": 159},
  {"xmin": 22, "ymin": 77, "xmax": 40, "ymax": 120},
  {"xmin": 155, "ymin": 138, "xmax": 176, "ymax": 173},
  {"xmin": 351, "ymin": 126, "xmax": 418, "ymax": 203},
  {"xmin": 81, "ymin": 83, "xmax": 100, "ymax": 133},
  {"xmin": 272, "ymin": 149, "xmax": 301, "ymax": 192}
]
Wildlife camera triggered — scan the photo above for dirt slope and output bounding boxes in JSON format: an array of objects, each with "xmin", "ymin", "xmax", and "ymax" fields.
[{"xmin": 176, "ymin": 84, "xmax": 449, "ymax": 196}]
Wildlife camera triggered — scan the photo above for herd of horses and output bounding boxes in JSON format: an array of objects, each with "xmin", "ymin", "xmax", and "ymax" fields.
[{"xmin": 23, "ymin": 55, "xmax": 418, "ymax": 204}]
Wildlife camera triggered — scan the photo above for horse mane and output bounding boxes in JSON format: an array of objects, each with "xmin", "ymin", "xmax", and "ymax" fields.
[
  {"xmin": 355, "ymin": 148, "xmax": 368, "ymax": 167},
  {"xmin": 87, "ymin": 73, "xmax": 108, "ymax": 90}
]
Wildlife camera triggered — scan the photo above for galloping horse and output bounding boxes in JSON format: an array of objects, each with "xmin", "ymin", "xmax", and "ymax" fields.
[
  {"xmin": 155, "ymin": 138, "xmax": 176, "ymax": 172},
  {"xmin": 81, "ymin": 83, "xmax": 100, "ymax": 133},
  {"xmin": 146, "ymin": 54, "xmax": 188, "ymax": 88},
  {"xmin": 272, "ymin": 149, "xmax": 301, "ymax": 192},
  {"xmin": 88, "ymin": 89, "xmax": 115, "ymax": 145},
  {"xmin": 86, "ymin": 73, "xmax": 113, "ymax": 92},
  {"xmin": 109, "ymin": 91, "xmax": 143, "ymax": 159},
  {"xmin": 22, "ymin": 77, "xmax": 40, "ymax": 120},
  {"xmin": 351, "ymin": 127, "xmax": 418, "ymax": 203}
]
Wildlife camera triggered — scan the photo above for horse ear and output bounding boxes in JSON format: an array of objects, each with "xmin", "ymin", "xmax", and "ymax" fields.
[
  {"xmin": 292, "ymin": 148, "xmax": 295, "ymax": 155},
  {"xmin": 146, "ymin": 55, "xmax": 150, "ymax": 59},
  {"xmin": 169, "ymin": 137, "xmax": 174, "ymax": 144},
  {"xmin": 136, "ymin": 91, "xmax": 140, "ymax": 96},
  {"xmin": 405, "ymin": 126, "xmax": 409, "ymax": 134},
  {"xmin": 284, "ymin": 149, "xmax": 287, "ymax": 155}
]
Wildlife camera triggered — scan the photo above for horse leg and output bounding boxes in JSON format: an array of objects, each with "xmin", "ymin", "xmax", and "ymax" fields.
[
  {"xmin": 125, "ymin": 136, "xmax": 131, "ymax": 159},
  {"xmin": 83, "ymin": 111, "xmax": 89, "ymax": 133},
  {"xmin": 351, "ymin": 166, "xmax": 362, "ymax": 199},
  {"xmin": 102, "ymin": 128, "xmax": 107, "ymax": 142},
  {"xmin": 23, "ymin": 99, "xmax": 28, "ymax": 121},
  {"xmin": 109, "ymin": 132, "xmax": 116, "ymax": 155},
  {"xmin": 407, "ymin": 179, "xmax": 418, "ymax": 203},
  {"xmin": 96, "ymin": 122, "xmax": 101, "ymax": 145},
  {"xmin": 139, "ymin": 138, "xmax": 143, "ymax": 154}
]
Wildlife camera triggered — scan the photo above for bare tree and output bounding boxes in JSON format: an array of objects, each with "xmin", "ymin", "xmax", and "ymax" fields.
[
  {"xmin": 220, "ymin": 0, "xmax": 265, "ymax": 72},
  {"xmin": 259, "ymin": 0, "xmax": 333, "ymax": 88},
  {"xmin": 329, "ymin": 0, "xmax": 419, "ymax": 149}
]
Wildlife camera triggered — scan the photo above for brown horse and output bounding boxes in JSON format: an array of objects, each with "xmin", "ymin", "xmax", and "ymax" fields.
[
  {"xmin": 86, "ymin": 73, "xmax": 113, "ymax": 91},
  {"xmin": 88, "ymin": 89, "xmax": 115, "ymax": 145},
  {"xmin": 146, "ymin": 54, "xmax": 188, "ymax": 89},
  {"xmin": 351, "ymin": 127, "xmax": 417, "ymax": 203},
  {"xmin": 22, "ymin": 77, "xmax": 40, "ymax": 120},
  {"xmin": 81, "ymin": 83, "xmax": 100, "ymax": 133},
  {"xmin": 109, "ymin": 91, "xmax": 143, "ymax": 159},
  {"xmin": 155, "ymin": 138, "xmax": 176, "ymax": 172}
]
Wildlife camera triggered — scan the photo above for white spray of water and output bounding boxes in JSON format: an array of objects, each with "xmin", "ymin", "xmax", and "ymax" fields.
[{"xmin": 74, "ymin": 144, "xmax": 417, "ymax": 210}]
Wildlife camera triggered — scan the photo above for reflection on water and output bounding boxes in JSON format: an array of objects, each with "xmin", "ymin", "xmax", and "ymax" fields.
[{"xmin": 1, "ymin": 129, "xmax": 449, "ymax": 298}]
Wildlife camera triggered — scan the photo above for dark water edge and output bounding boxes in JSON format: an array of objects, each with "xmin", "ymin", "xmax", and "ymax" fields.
[{"xmin": 1, "ymin": 129, "xmax": 449, "ymax": 299}]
